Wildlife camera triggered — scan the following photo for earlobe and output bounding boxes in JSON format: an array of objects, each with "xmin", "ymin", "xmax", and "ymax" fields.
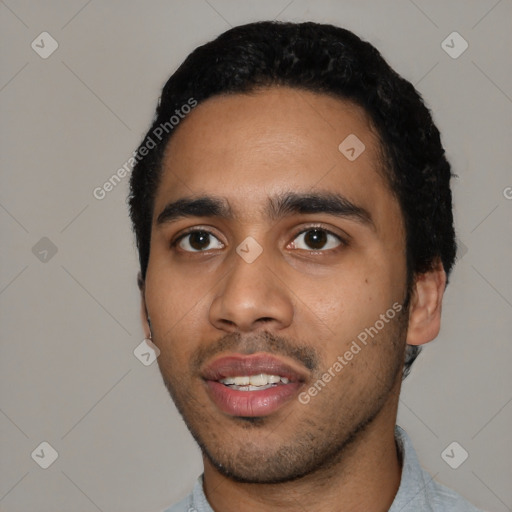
[
  {"xmin": 406, "ymin": 260, "xmax": 447, "ymax": 346},
  {"xmin": 138, "ymin": 272, "xmax": 152, "ymax": 339}
]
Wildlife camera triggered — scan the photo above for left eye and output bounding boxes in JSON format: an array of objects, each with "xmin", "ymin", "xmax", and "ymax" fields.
[{"xmin": 291, "ymin": 228, "xmax": 342, "ymax": 251}]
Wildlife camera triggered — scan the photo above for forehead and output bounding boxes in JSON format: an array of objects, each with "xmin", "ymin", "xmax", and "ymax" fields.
[{"xmin": 154, "ymin": 87, "xmax": 396, "ymax": 224}]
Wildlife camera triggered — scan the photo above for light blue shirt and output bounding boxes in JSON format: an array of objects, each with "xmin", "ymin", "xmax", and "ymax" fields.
[{"xmin": 164, "ymin": 425, "xmax": 483, "ymax": 511}]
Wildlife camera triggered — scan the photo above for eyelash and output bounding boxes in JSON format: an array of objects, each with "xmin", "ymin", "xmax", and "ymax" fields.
[{"xmin": 171, "ymin": 225, "xmax": 347, "ymax": 253}]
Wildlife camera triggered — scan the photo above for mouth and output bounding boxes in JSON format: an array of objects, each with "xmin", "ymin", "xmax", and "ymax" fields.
[
  {"xmin": 219, "ymin": 373, "xmax": 291, "ymax": 391},
  {"xmin": 201, "ymin": 353, "xmax": 308, "ymax": 417}
]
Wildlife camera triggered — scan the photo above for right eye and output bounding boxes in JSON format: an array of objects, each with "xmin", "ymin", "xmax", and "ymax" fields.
[{"xmin": 174, "ymin": 230, "xmax": 224, "ymax": 252}]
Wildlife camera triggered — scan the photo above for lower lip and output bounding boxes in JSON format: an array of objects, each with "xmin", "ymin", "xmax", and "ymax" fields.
[{"xmin": 205, "ymin": 380, "xmax": 302, "ymax": 417}]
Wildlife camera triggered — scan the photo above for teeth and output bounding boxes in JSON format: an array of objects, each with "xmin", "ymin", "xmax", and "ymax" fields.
[
  {"xmin": 249, "ymin": 374, "xmax": 267, "ymax": 386},
  {"xmin": 220, "ymin": 374, "xmax": 290, "ymax": 388}
]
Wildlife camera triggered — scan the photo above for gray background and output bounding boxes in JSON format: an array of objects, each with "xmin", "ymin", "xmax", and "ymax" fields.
[{"xmin": 1, "ymin": 1, "xmax": 511, "ymax": 511}]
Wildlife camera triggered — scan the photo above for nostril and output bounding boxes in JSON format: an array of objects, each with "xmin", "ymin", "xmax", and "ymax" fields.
[{"xmin": 220, "ymin": 319, "xmax": 237, "ymax": 328}]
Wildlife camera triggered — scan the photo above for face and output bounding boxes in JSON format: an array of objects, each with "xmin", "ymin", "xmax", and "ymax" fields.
[{"xmin": 143, "ymin": 87, "xmax": 410, "ymax": 483}]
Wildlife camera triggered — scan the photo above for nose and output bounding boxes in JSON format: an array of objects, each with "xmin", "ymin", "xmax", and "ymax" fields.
[{"xmin": 209, "ymin": 251, "xmax": 294, "ymax": 333}]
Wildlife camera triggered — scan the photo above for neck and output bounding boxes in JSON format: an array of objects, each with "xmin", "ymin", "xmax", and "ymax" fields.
[{"xmin": 202, "ymin": 386, "xmax": 402, "ymax": 512}]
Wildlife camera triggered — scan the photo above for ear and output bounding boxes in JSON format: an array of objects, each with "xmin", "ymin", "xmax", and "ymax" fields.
[
  {"xmin": 138, "ymin": 272, "xmax": 151, "ymax": 339},
  {"xmin": 406, "ymin": 260, "xmax": 447, "ymax": 346}
]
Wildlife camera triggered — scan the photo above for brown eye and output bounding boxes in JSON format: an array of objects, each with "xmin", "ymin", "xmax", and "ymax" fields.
[
  {"xmin": 292, "ymin": 228, "xmax": 342, "ymax": 251},
  {"xmin": 305, "ymin": 229, "xmax": 327, "ymax": 249},
  {"xmin": 177, "ymin": 230, "xmax": 223, "ymax": 252}
]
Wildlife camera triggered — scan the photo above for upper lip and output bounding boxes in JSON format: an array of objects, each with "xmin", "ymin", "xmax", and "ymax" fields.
[{"xmin": 201, "ymin": 353, "xmax": 310, "ymax": 383}]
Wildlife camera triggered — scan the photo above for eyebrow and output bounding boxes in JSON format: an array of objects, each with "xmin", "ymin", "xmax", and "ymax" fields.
[
  {"xmin": 157, "ymin": 196, "xmax": 231, "ymax": 224},
  {"xmin": 267, "ymin": 191, "xmax": 373, "ymax": 227},
  {"xmin": 156, "ymin": 191, "xmax": 374, "ymax": 229}
]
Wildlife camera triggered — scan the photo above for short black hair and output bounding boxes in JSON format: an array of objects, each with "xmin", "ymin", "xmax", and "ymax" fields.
[{"xmin": 128, "ymin": 20, "xmax": 457, "ymax": 376}]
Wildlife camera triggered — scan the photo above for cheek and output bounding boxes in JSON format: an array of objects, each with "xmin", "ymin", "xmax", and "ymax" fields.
[
  {"xmin": 144, "ymin": 260, "xmax": 210, "ymax": 356},
  {"xmin": 292, "ymin": 258, "xmax": 402, "ymax": 350}
]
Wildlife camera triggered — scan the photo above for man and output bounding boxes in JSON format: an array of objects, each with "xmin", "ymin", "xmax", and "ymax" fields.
[{"xmin": 128, "ymin": 21, "xmax": 482, "ymax": 511}]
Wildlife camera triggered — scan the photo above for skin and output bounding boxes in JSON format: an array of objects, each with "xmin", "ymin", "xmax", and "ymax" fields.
[{"xmin": 140, "ymin": 87, "xmax": 446, "ymax": 511}]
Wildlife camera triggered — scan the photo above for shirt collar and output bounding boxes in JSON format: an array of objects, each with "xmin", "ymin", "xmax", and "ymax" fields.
[{"xmin": 389, "ymin": 424, "xmax": 436, "ymax": 511}]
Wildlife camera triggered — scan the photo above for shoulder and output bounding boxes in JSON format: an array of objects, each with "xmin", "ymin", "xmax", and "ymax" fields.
[
  {"xmin": 423, "ymin": 470, "xmax": 486, "ymax": 511},
  {"xmin": 391, "ymin": 426, "xmax": 485, "ymax": 512}
]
